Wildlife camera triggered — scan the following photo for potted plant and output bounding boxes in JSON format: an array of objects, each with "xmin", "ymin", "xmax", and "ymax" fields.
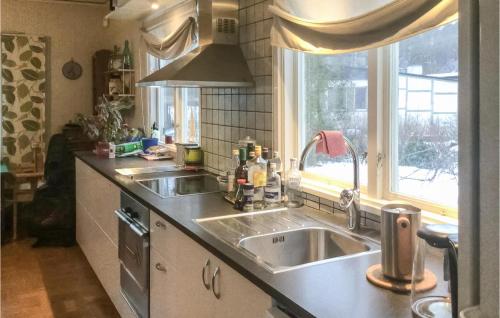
[{"xmin": 75, "ymin": 96, "xmax": 132, "ymax": 156}]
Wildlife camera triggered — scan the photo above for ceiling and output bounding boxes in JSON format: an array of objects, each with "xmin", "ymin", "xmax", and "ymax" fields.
[{"xmin": 107, "ymin": 0, "xmax": 186, "ymax": 21}]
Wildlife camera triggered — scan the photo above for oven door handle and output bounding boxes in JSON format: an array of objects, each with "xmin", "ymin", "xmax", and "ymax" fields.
[{"xmin": 114, "ymin": 209, "xmax": 148, "ymax": 238}]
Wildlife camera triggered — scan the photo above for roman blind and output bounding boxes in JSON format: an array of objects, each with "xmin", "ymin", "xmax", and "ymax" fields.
[
  {"xmin": 269, "ymin": 0, "xmax": 458, "ymax": 54},
  {"xmin": 141, "ymin": 0, "xmax": 198, "ymax": 60}
]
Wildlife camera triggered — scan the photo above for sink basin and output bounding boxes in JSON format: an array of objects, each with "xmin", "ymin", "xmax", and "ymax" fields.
[
  {"xmin": 238, "ymin": 227, "xmax": 375, "ymax": 272},
  {"xmin": 195, "ymin": 209, "xmax": 379, "ymax": 273},
  {"xmin": 137, "ymin": 174, "xmax": 221, "ymax": 197}
]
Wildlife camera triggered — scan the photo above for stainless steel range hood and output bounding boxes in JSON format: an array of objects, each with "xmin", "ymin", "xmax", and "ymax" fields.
[{"xmin": 138, "ymin": 0, "xmax": 254, "ymax": 88}]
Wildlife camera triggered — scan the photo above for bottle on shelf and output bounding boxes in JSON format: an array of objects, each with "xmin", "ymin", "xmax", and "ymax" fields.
[
  {"xmin": 271, "ymin": 151, "xmax": 282, "ymax": 173},
  {"xmin": 122, "ymin": 40, "xmax": 133, "ymax": 69},
  {"xmin": 234, "ymin": 147, "xmax": 249, "ymax": 184},
  {"xmin": 248, "ymin": 145, "xmax": 267, "ymax": 209},
  {"xmin": 233, "ymin": 179, "xmax": 247, "ymax": 210},
  {"xmin": 264, "ymin": 163, "xmax": 281, "ymax": 208},
  {"xmin": 285, "ymin": 158, "xmax": 304, "ymax": 208}
]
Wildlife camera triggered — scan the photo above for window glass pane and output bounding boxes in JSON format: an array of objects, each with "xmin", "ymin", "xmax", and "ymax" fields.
[
  {"xmin": 182, "ymin": 88, "xmax": 200, "ymax": 143},
  {"xmin": 392, "ymin": 21, "xmax": 458, "ymax": 207},
  {"xmin": 301, "ymin": 51, "xmax": 369, "ymax": 186}
]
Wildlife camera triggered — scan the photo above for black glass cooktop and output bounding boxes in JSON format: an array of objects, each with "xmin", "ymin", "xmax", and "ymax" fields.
[{"xmin": 137, "ymin": 175, "xmax": 220, "ymax": 198}]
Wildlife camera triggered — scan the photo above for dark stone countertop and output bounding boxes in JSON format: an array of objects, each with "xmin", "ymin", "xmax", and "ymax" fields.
[{"xmin": 75, "ymin": 152, "xmax": 414, "ymax": 318}]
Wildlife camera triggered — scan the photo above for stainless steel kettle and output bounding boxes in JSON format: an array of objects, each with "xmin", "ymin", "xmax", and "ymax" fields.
[{"xmin": 381, "ymin": 203, "xmax": 422, "ymax": 281}]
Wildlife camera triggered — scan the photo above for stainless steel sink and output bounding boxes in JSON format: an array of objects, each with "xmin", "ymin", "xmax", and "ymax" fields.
[
  {"xmin": 238, "ymin": 227, "xmax": 374, "ymax": 272},
  {"xmin": 195, "ymin": 210, "xmax": 379, "ymax": 273}
]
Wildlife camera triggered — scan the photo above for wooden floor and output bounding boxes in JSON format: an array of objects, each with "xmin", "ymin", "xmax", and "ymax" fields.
[{"xmin": 1, "ymin": 239, "xmax": 120, "ymax": 318}]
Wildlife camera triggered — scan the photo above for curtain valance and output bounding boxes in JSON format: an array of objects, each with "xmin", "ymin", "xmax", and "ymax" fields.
[
  {"xmin": 269, "ymin": 0, "xmax": 458, "ymax": 54},
  {"xmin": 141, "ymin": 0, "xmax": 198, "ymax": 60}
]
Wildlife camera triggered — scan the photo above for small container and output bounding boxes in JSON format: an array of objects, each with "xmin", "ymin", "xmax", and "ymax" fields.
[
  {"xmin": 165, "ymin": 135, "xmax": 174, "ymax": 144},
  {"xmin": 108, "ymin": 143, "xmax": 116, "ymax": 159},
  {"xmin": 242, "ymin": 183, "xmax": 255, "ymax": 212},
  {"xmin": 142, "ymin": 138, "xmax": 159, "ymax": 151}
]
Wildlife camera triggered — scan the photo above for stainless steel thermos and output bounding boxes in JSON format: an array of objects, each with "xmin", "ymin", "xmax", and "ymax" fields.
[{"xmin": 381, "ymin": 203, "xmax": 422, "ymax": 281}]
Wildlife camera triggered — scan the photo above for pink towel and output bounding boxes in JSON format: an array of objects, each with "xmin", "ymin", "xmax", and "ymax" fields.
[{"xmin": 316, "ymin": 131, "xmax": 347, "ymax": 158}]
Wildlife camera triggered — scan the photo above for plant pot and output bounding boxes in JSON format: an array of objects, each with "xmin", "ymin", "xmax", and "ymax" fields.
[{"xmin": 96, "ymin": 141, "xmax": 110, "ymax": 157}]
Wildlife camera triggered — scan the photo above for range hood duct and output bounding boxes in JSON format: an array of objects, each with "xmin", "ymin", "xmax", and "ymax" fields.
[{"xmin": 138, "ymin": 0, "xmax": 254, "ymax": 88}]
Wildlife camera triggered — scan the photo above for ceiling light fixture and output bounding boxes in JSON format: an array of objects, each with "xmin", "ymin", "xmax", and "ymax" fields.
[{"xmin": 150, "ymin": 0, "xmax": 159, "ymax": 10}]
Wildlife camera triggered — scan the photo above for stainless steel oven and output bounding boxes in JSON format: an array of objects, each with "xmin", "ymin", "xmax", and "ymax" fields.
[{"xmin": 115, "ymin": 192, "xmax": 149, "ymax": 318}]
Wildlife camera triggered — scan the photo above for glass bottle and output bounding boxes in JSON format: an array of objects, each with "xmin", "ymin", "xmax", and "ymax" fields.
[
  {"xmin": 122, "ymin": 40, "xmax": 133, "ymax": 69},
  {"xmin": 234, "ymin": 147, "xmax": 248, "ymax": 184},
  {"xmin": 285, "ymin": 158, "xmax": 304, "ymax": 208},
  {"xmin": 264, "ymin": 163, "xmax": 282, "ymax": 208},
  {"xmin": 271, "ymin": 151, "xmax": 282, "ymax": 172},
  {"xmin": 248, "ymin": 145, "xmax": 267, "ymax": 209},
  {"xmin": 229, "ymin": 149, "xmax": 240, "ymax": 193},
  {"xmin": 233, "ymin": 179, "xmax": 247, "ymax": 210}
]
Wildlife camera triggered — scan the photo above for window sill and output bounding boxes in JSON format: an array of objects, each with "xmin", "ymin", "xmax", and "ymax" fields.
[{"xmin": 301, "ymin": 178, "xmax": 458, "ymax": 226}]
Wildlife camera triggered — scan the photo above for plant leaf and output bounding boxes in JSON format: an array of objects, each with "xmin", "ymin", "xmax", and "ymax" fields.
[
  {"xmin": 31, "ymin": 96, "xmax": 43, "ymax": 104},
  {"xmin": 2, "ymin": 137, "xmax": 15, "ymax": 144},
  {"xmin": 21, "ymin": 69, "xmax": 40, "ymax": 81},
  {"xmin": 20, "ymin": 101, "xmax": 33, "ymax": 112},
  {"xmin": 2, "ymin": 59, "xmax": 16, "ymax": 67},
  {"xmin": 30, "ymin": 57, "xmax": 42, "ymax": 69},
  {"xmin": 17, "ymin": 84, "xmax": 29, "ymax": 98},
  {"xmin": 2, "ymin": 105, "xmax": 8, "ymax": 115},
  {"xmin": 20, "ymin": 50, "xmax": 32, "ymax": 61},
  {"xmin": 21, "ymin": 151, "xmax": 34, "ymax": 163},
  {"xmin": 22, "ymin": 120, "xmax": 40, "ymax": 131},
  {"xmin": 5, "ymin": 92, "xmax": 15, "ymax": 104},
  {"xmin": 39, "ymin": 81, "xmax": 46, "ymax": 92},
  {"xmin": 31, "ymin": 107, "xmax": 41, "ymax": 119},
  {"xmin": 2, "ymin": 85, "xmax": 15, "ymax": 93},
  {"xmin": 16, "ymin": 36, "xmax": 29, "ymax": 48},
  {"xmin": 29, "ymin": 45, "xmax": 43, "ymax": 53},
  {"xmin": 4, "ymin": 111, "xmax": 17, "ymax": 119},
  {"xmin": 2, "ymin": 69, "xmax": 13, "ymax": 82},
  {"xmin": 18, "ymin": 135, "xmax": 31, "ymax": 150},
  {"xmin": 6, "ymin": 143, "xmax": 16, "ymax": 156},
  {"xmin": 2, "ymin": 120, "xmax": 15, "ymax": 134},
  {"xmin": 1, "ymin": 53, "xmax": 6, "ymax": 63},
  {"xmin": 2, "ymin": 38, "xmax": 15, "ymax": 53}
]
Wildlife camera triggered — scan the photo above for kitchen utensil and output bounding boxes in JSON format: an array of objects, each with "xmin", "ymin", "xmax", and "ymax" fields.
[
  {"xmin": 381, "ymin": 203, "xmax": 422, "ymax": 281},
  {"xmin": 411, "ymin": 224, "xmax": 458, "ymax": 318}
]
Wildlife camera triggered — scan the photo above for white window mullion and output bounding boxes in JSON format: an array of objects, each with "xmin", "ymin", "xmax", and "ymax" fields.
[
  {"xmin": 367, "ymin": 48, "xmax": 385, "ymax": 199},
  {"xmin": 174, "ymin": 88, "xmax": 184, "ymax": 143}
]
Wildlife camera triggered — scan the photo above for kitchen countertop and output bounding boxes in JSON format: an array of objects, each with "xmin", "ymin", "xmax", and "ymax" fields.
[{"xmin": 75, "ymin": 152, "xmax": 414, "ymax": 318}]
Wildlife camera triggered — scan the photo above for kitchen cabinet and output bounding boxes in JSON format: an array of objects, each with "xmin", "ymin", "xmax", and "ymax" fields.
[
  {"xmin": 75, "ymin": 159, "xmax": 135, "ymax": 318},
  {"xmin": 150, "ymin": 211, "xmax": 272, "ymax": 318}
]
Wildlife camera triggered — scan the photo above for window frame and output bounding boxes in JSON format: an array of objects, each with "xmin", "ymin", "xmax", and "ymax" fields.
[
  {"xmin": 147, "ymin": 54, "xmax": 200, "ymax": 144},
  {"xmin": 276, "ymin": 37, "xmax": 458, "ymax": 218}
]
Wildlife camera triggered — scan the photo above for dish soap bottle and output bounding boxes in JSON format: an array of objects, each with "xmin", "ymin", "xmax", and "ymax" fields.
[{"xmin": 285, "ymin": 158, "xmax": 303, "ymax": 207}]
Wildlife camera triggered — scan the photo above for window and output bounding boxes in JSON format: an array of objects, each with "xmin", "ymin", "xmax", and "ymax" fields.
[
  {"xmin": 298, "ymin": 52, "xmax": 369, "ymax": 187},
  {"xmin": 147, "ymin": 54, "xmax": 200, "ymax": 143},
  {"xmin": 280, "ymin": 21, "xmax": 458, "ymax": 216},
  {"xmin": 390, "ymin": 22, "xmax": 458, "ymax": 208}
]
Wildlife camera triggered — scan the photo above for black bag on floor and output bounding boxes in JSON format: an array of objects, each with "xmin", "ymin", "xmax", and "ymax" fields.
[{"xmin": 28, "ymin": 134, "xmax": 76, "ymax": 247}]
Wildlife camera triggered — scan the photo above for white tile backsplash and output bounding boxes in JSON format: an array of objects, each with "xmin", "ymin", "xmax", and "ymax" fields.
[{"xmin": 201, "ymin": 0, "xmax": 273, "ymax": 174}]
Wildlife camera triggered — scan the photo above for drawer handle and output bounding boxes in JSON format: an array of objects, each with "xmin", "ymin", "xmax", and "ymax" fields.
[
  {"xmin": 155, "ymin": 263, "xmax": 167, "ymax": 273},
  {"xmin": 202, "ymin": 259, "xmax": 211, "ymax": 290},
  {"xmin": 155, "ymin": 221, "xmax": 166, "ymax": 229},
  {"xmin": 211, "ymin": 266, "xmax": 221, "ymax": 299}
]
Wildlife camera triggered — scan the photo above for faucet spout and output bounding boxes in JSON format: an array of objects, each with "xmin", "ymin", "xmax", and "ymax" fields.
[{"xmin": 299, "ymin": 134, "xmax": 361, "ymax": 231}]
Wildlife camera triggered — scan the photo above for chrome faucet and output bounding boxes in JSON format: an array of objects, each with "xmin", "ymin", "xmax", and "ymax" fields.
[{"xmin": 299, "ymin": 135, "xmax": 361, "ymax": 231}]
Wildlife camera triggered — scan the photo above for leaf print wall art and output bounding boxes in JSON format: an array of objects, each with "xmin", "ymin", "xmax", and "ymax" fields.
[{"xmin": 1, "ymin": 34, "xmax": 46, "ymax": 168}]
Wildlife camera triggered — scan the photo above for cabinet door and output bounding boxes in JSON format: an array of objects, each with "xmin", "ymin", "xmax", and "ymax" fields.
[
  {"xmin": 212, "ymin": 258, "xmax": 272, "ymax": 318},
  {"xmin": 150, "ymin": 248, "xmax": 176, "ymax": 318}
]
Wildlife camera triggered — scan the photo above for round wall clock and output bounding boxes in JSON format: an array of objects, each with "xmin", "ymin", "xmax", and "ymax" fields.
[{"xmin": 62, "ymin": 59, "xmax": 82, "ymax": 80}]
